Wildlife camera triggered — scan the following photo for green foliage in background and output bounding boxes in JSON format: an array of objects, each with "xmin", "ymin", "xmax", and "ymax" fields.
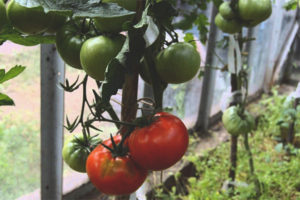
[
  {"xmin": 155, "ymin": 87, "xmax": 300, "ymax": 200},
  {"xmin": 0, "ymin": 113, "xmax": 40, "ymax": 200}
]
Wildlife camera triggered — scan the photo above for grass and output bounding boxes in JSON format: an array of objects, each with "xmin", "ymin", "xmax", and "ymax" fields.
[
  {"xmin": 0, "ymin": 112, "xmax": 40, "ymax": 200},
  {"xmin": 155, "ymin": 88, "xmax": 300, "ymax": 200}
]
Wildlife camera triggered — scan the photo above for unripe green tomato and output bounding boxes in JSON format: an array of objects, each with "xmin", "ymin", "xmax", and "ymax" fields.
[
  {"xmin": 155, "ymin": 42, "xmax": 200, "ymax": 84},
  {"xmin": 0, "ymin": 0, "xmax": 8, "ymax": 32},
  {"xmin": 93, "ymin": 0, "xmax": 136, "ymax": 33},
  {"xmin": 80, "ymin": 34, "xmax": 126, "ymax": 81},
  {"xmin": 7, "ymin": 0, "xmax": 52, "ymax": 34},
  {"xmin": 222, "ymin": 106, "xmax": 255, "ymax": 136},
  {"xmin": 238, "ymin": 0, "xmax": 272, "ymax": 24},
  {"xmin": 93, "ymin": 14, "xmax": 134, "ymax": 33},
  {"xmin": 219, "ymin": 1, "xmax": 235, "ymax": 20},
  {"xmin": 56, "ymin": 20, "xmax": 94, "ymax": 69},
  {"xmin": 62, "ymin": 136, "xmax": 90, "ymax": 173},
  {"xmin": 215, "ymin": 13, "xmax": 242, "ymax": 34},
  {"xmin": 102, "ymin": 0, "xmax": 137, "ymax": 11},
  {"xmin": 46, "ymin": 12, "xmax": 68, "ymax": 33}
]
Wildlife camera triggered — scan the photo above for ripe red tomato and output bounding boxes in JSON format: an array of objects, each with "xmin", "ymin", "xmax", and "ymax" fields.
[
  {"xmin": 86, "ymin": 135, "xmax": 147, "ymax": 195},
  {"xmin": 128, "ymin": 112, "xmax": 189, "ymax": 171}
]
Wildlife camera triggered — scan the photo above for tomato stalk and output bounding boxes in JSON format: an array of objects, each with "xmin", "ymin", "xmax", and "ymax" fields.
[
  {"xmin": 143, "ymin": 32, "xmax": 168, "ymax": 110},
  {"xmin": 227, "ymin": 29, "xmax": 242, "ymax": 195}
]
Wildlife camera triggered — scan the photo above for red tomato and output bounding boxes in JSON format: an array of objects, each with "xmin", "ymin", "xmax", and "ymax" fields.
[
  {"xmin": 128, "ymin": 112, "xmax": 189, "ymax": 171},
  {"xmin": 86, "ymin": 135, "xmax": 147, "ymax": 195}
]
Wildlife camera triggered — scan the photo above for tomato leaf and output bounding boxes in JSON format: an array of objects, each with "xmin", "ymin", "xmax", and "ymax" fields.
[
  {"xmin": 101, "ymin": 19, "xmax": 147, "ymax": 105},
  {"xmin": 194, "ymin": 13, "xmax": 209, "ymax": 44},
  {"xmin": 0, "ymin": 65, "xmax": 25, "ymax": 84},
  {"xmin": 0, "ymin": 26, "xmax": 55, "ymax": 46},
  {"xmin": 15, "ymin": 0, "xmax": 135, "ymax": 18},
  {"xmin": 184, "ymin": 33, "xmax": 196, "ymax": 48},
  {"xmin": 0, "ymin": 93, "xmax": 15, "ymax": 106},
  {"xmin": 0, "ymin": 69, "xmax": 5, "ymax": 81}
]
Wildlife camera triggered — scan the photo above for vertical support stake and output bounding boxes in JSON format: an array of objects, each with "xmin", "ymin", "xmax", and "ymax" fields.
[{"xmin": 41, "ymin": 44, "xmax": 65, "ymax": 200}]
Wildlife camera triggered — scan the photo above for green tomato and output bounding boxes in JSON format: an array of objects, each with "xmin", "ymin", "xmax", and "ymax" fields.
[
  {"xmin": 93, "ymin": 0, "xmax": 135, "ymax": 33},
  {"xmin": 222, "ymin": 106, "xmax": 255, "ymax": 136},
  {"xmin": 219, "ymin": 2, "xmax": 236, "ymax": 20},
  {"xmin": 215, "ymin": 13, "xmax": 241, "ymax": 34},
  {"xmin": 80, "ymin": 34, "xmax": 126, "ymax": 81},
  {"xmin": 7, "ymin": 0, "xmax": 52, "ymax": 34},
  {"xmin": 63, "ymin": 135, "xmax": 101, "ymax": 173},
  {"xmin": 93, "ymin": 14, "xmax": 134, "ymax": 33},
  {"xmin": 46, "ymin": 12, "xmax": 68, "ymax": 33},
  {"xmin": 0, "ymin": 0, "xmax": 8, "ymax": 32},
  {"xmin": 56, "ymin": 20, "xmax": 95, "ymax": 69},
  {"xmin": 155, "ymin": 42, "xmax": 200, "ymax": 84},
  {"xmin": 238, "ymin": 0, "xmax": 272, "ymax": 25}
]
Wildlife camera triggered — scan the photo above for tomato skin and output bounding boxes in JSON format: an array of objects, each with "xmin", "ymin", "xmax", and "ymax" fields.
[
  {"xmin": 222, "ymin": 106, "xmax": 255, "ymax": 136},
  {"xmin": 238, "ymin": 0, "xmax": 272, "ymax": 25},
  {"xmin": 215, "ymin": 13, "xmax": 241, "ymax": 34},
  {"xmin": 155, "ymin": 42, "xmax": 200, "ymax": 84},
  {"xmin": 86, "ymin": 135, "xmax": 147, "ymax": 195},
  {"xmin": 93, "ymin": 14, "xmax": 134, "ymax": 33},
  {"xmin": 46, "ymin": 12, "xmax": 68, "ymax": 33},
  {"xmin": 219, "ymin": 1, "xmax": 235, "ymax": 20},
  {"xmin": 93, "ymin": 0, "xmax": 135, "ymax": 33},
  {"xmin": 80, "ymin": 34, "xmax": 125, "ymax": 80},
  {"xmin": 0, "ymin": 0, "xmax": 8, "ymax": 32},
  {"xmin": 7, "ymin": 0, "xmax": 52, "ymax": 34},
  {"xmin": 56, "ymin": 20, "xmax": 94, "ymax": 69},
  {"xmin": 128, "ymin": 112, "xmax": 189, "ymax": 171}
]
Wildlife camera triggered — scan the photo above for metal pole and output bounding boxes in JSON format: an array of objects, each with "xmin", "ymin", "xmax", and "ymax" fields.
[
  {"xmin": 41, "ymin": 44, "xmax": 65, "ymax": 200},
  {"xmin": 194, "ymin": 4, "xmax": 218, "ymax": 133}
]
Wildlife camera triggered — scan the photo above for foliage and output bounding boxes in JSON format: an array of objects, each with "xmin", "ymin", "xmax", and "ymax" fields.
[
  {"xmin": 154, "ymin": 87, "xmax": 300, "ymax": 199},
  {"xmin": 0, "ymin": 113, "xmax": 40, "ymax": 200},
  {"xmin": 0, "ymin": 65, "xmax": 25, "ymax": 106},
  {"xmin": 284, "ymin": 0, "xmax": 300, "ymax": 10}
]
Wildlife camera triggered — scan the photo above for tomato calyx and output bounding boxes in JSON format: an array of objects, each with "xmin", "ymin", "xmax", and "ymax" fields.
[
  {"xmin": 100, "ymin": 132, "xmax": 131, "ymax": 158},
  {"xmin": 73, "ymin": 134, "xmax": 101, "ymax": 153}
]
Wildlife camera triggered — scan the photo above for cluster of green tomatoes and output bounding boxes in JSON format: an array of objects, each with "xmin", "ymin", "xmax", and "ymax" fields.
[
  {"xmin": 215, "ymin": 0, "xmax": 272, "ymax": 34},
  {"xmin": 1, "ymin": 0, "xmax": 201, "ymax": 84}
]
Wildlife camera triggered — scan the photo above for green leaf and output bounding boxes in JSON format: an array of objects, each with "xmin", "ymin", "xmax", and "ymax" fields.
[
  {"xmin": 0, "ymin": 70, "xmax": 5, "ymax": 81},
  {"xmin": 184, "ymin": 33, "xmax": 196, "ymax": 48},
  {"xmin": 0, "ymin": 27, "xmax": 55, "ymax": 46},
  {"xmin": 101, "ymin": 20, "xmax": 147, "ymax": 105},
  {"xmin": 284, "ymin": 0, "xmax": 299, "ymax": 10},
  {"xmin": 0, "ymin": 93, "xmax": 14, "ymax": 106},
  {"xmin": 195, "ymin": 14, "xmax": 209, "ymax": 44},
  {"xmin": 173, "ymin": 11, "xmax": 198, "ymax": 30},
  {"xmin": 0, "ymin": 65, "xmax": 25, "ymax": 84},
  {"xmin": 15, "ymin": 0, "xmax": 135, "ymax": 18}
]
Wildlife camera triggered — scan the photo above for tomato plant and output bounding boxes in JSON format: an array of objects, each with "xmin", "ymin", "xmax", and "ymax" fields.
[
  {"xmin": 86, "ymin": 135, "xmax": 147, "ymax": 195},
  {"xmin": 46, "ymin": 12, "xmax": 67, "ymax": 33},
  {"xmin": 0, "ymin": 0, "xmax": 8, "ymax": 32},
  {"xmin": 93, "ymin": 14, "xmax": 134, "ymax": 33},
  {"xmin": 80, "ymin": 34, "xmax": 126, "ymax": 80},
  {"xmin": 7, "ymin": 0, "xmax": 53, "ymax": 35},
  {"xmin": 93, "ymin": 0, "xmax": 135, "ymax": 33},
  {"xmin": 155, "ymin": 42, "xmax": 200, "ymax": 84},
  {"xmin": 62, "ymin": 135, "xmax": 101, "ymax": 173},
  {"xmin": 238, "ymin": 0, "xmax": 272, "ymax": 26},
  {"xmin": 222, "ymin": 106, "xmax": 255, "ymax": 136},
  {"xmin": 128, "ymin": 112, "xmax": 189, "ymax": 171},
  {"xmin": 56, "ymin": 20, "xmax": 95, "ymax": 69},
  {"xmin": 102, "ymin": 0, "xmax": 137, "ymax": 11},
  {"xmin": 214, "ymin": 13, "xmax": 241, "ymax": 34}
]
